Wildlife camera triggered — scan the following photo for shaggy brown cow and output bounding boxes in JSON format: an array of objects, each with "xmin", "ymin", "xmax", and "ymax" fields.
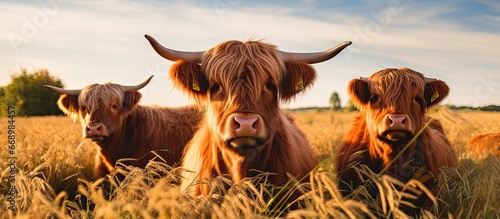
[
  {"xmin": 44, "ymin": 76, "xmax": 202, "ymax": 178},
  {"xmin": 335, "ymin": 68, "xmax": 457, "ymax": 211},
  {"xmin": 466, "ymin": 132, "xmax": 500, "ymax": 159},
  {"xmin": 145, "ymin": 35, "xmax": 351, "ymax": 200}
]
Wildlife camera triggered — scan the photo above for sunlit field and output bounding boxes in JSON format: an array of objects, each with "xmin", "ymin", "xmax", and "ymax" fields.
[{"xmin": 1, "ymin": 108, "xmax": 499, "ymax": 218}]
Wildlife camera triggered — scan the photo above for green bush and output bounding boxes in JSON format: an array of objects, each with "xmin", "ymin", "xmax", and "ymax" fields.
[{"xmin": 0, "ymin": 68, "xmax": 64, "ymax": 116}]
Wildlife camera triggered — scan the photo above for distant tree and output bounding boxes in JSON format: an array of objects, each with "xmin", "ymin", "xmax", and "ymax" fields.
[
  {"xmin": 479, "ymin": 105, "xmax": 500, "ymax": 111},
  {"xmin": 0, "ymin": 68, "xmax": 64, "ymax": 116},
  {"xmin": 329, "ymin": 92, "xmax": 341, "ymax": 111},
  {"xmin": 344, "ymin": 99, "xmax": 358, "ymax": 112}
]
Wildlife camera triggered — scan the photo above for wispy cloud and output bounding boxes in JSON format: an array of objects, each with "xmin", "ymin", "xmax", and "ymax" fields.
[{"xmin": 1, "ymin": 0, "xmax": 499, "ymax": 108}]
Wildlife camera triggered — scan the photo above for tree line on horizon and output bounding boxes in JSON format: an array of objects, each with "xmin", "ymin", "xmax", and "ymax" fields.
[{"xmin": 1, "ymin": 68, "xmax": 499, "ymax": 117}]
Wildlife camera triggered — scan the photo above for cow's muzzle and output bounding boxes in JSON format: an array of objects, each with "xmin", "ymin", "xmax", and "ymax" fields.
[
  {"xmin": 380, "ymin": 130, "xmax": 412, "ymax": 142},
  {"xmin": 379, "ymin": 114, "xmax": 414, "ymax": 143},
  {"xmin": 228, "ymin": 137, "xmax": 266, "ymax": 155},
  {"xmin": 85, "ymin": 123, "xmax": 109, "ymax": 142},
  {"xmin": 224, "ymin": 113, "xmax": 267, "ymax": 154}
]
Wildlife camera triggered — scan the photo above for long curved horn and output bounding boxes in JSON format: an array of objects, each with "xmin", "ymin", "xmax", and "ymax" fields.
[
  {"xmin": 279, "ymin": 41, "xmax": 352, "ymax": 64},
  {"xmin": 145, "ymin": 34, "xmax": 204, "ymax": 63},
  {"xmin": 43, "ymin": 85, "xmax": 81, "ymax": 96},
  {"xmin": 121, "ymin": 75, "xmax": 154, "ymax": 92}
]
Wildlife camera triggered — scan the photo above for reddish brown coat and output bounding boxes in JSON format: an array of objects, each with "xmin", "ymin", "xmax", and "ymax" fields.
[
  {"xmin": 336, "ymin": 68, "xmax": 457, "ymax": 210},
  {"xmin": 168, "ymin": 41, "xmax": 321, "ymax": 196},
  {"xmin": 145, "ymin": 35, "xmax": 350, "ymax": 211},
  {"xmin": 465, "ymin": 132, "xmax": 500, "ymax": 159},
  {"xmin": 47, "ymin": 79, "xmax": 202, "ymax": 178}
]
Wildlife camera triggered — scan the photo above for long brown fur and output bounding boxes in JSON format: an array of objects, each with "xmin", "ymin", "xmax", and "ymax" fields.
[
  {"xmin": 54, "ymin": 82, "xmax": 202, "ymax": 178},
  {"xmin": 170, "ymin": 40, "xmax": 319, "ymax": 207},
  {"xmin": 465, "ymin": 132, "xmax": 500, "ymax": 159},
  {"xmin": 335, "ymin": 68, "xmax": 457, "ymax": 212}
]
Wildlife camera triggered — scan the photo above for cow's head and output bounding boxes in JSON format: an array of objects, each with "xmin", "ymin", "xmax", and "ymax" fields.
[
  {"xmin": 44, "ymin": 76, "xmax": 153, "ymax": 143},
  {"xmin": 348, "ymin": 68, "xmax": 449, "ymax": 144},
  {"xmin": 145, "ymin": 35, "xmax": 350, "ymax": 156}
]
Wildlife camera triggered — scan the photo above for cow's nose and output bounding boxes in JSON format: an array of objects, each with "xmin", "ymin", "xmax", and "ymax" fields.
[
  {"xmin": 387, "ymin": 114, "xmax": 407, "ymax": 130},
  {"xmin": 87, "ymin": 124, "xmax": 102, "ymax": 136},
  {"xmin": 233, "ymin": 116, "xmax": 260, "ymax": 137}
]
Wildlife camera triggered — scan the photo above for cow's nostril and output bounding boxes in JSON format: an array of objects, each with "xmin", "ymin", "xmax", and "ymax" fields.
[
  {"xmin": 388, "ymin": 117, "xmax": 394, "ymax": 125},
  {"xmin": 252, "ymin": 120, "xmax": 259, "ymax": 129},
  {"xmin": 233, "ymin": 118, "xmax": 241, "ymax": 130}
]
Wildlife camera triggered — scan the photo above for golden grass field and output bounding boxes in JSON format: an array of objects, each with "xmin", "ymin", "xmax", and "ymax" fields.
[{"xmin": 1, "ymin": 108, "xmax": 499, "ymax": 218}]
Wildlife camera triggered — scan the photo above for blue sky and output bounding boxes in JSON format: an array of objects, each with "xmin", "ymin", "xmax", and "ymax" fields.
[{"xmin": 1, "ymin": 0, "xmax": 499, "ymax": 108}]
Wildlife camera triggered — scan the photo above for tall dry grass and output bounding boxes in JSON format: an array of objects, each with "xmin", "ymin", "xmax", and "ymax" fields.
[{"xmin": 1, "ymin": 109, "xmax": 499, "ymax": 218}]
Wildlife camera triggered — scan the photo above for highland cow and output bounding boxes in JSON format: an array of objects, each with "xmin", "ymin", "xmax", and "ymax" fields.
[
  {"xmin": 335, "ymin": 68, "xmax": 457, "ymax": 211},
  {"xmin": 145, "ymin": 34, "xmax": 351, "ymax": 203},
  {"xmin": 45, "ymin": 76, "xmax": 202, "ymax": 178}
]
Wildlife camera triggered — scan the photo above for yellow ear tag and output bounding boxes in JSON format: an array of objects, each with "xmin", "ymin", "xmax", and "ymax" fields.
[
  {"xmin": 431, "ymin": 91, "xmax": 439, "ymax": 103},
  {"xmin": 192, "ymin": 81, "xmax": 200, "ymax": 91},
  {"xmin": 295, "ymin": 77, "xmax": 304, "ymax": 91}
]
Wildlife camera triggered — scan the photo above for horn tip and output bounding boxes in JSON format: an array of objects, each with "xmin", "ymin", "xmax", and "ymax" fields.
[
  {"xmin": 144, "ymin": 34, "xmax": 156, "ymax": 44},
  {"xmin": 340, "ymin": 41, "xmax": 352, "ymax": 47}
]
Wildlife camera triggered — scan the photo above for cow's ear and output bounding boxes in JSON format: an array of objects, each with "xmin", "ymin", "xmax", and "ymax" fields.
[
  {"xmin": 424, "ymin": 80, "xmax": 449, "ymax": 108},
  {"xmin": 57, "ymin": 94, "xmax": 80, "ymax": 116},
  {"xmin": 347, "ymin": 78, "xmax": 370, "ymax": 107},
  {"xmin": 123, "ymin": 91, "xmax": 141, "ymax": 112},
  {"xmin": 170, "ymin": 61, "xmax": 209, "ymax": 101},
  {"xmin": 279, "ymin": 63, "xmax": 317, "ymax": 101}
]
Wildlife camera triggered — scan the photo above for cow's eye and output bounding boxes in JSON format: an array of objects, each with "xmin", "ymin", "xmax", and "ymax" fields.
[
  {"xmin": 369, "ymin": 95, "xmax": 379, "ymax": 103},
  {"xmin": 210, "ymin": 83, "xmax": 220, "ymax": 93},
  {"xmin": 265, "ymin": 81, "xmax": 274, "ymax": 90},
  {"xmin": 81, "ymin": 106, "xmax": 87, "ymax": 112},
  {"xmin": 414, "ymin": 96, "xmax": 424, "ymax": 105},
  {"xmin": 112, "ymin": 104, "xmax": 119, "ymax": 110}
]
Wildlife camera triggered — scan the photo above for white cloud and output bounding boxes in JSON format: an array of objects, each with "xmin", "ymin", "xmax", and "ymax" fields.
[{"xmin": 1, "ymin": 0, "xmax": 499, "ymax": 108}]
